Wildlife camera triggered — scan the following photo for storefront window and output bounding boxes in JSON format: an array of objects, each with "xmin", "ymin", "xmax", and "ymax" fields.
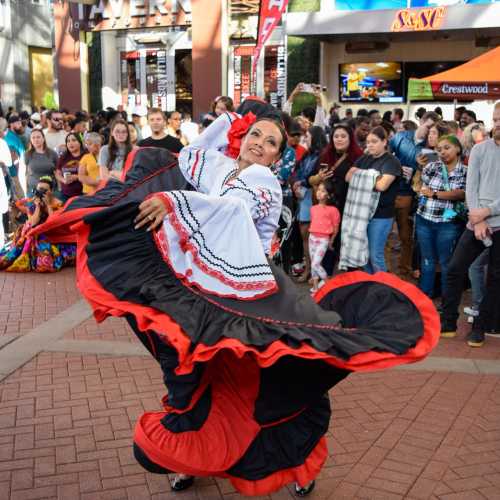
[{"xmin": 120, "ymin": 49, "xmax": 192, "ymax": 112}]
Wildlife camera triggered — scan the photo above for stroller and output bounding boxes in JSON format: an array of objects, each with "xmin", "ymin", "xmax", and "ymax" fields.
[{"xmin": 271, "ymin": 204, "xmax": 295, "ymax": 274}]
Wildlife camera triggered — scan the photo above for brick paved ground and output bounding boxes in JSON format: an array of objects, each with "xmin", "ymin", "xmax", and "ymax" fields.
[
  {"xmin": 1, "ymin": 268, "xmax": 500, "ymax": 499},
  {"xmin": 1, "ymin": 354, "xmax": 499, "ymax": 500},
  {"xmin": 64, "ymin": 318, "xmax": 136, "ymax": 343},
  {"xmin": 0, "ymin": 269, "xmax": 79, "ymax": 337}
]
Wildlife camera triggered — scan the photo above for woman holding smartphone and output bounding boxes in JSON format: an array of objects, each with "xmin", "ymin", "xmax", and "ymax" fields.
[
  {"xmin": 309, "ymin": 123, "xmax": 363, "ymax": 215},
  {"xmin": 307, "ymin": 124, "xmax": 363, "ymax": 273},
  {"xmin": 54, "ymin": 132, "xmax": 85, "ymax": 202},
  {"xmin": 413, "ymin": 121, "xmax": 451, "ymax": 192}
]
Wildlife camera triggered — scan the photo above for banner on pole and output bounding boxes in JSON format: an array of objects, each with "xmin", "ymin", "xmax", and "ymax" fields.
[{"xmin": 252, "ymin": 0, "xmax": 288, "ymax": 93}]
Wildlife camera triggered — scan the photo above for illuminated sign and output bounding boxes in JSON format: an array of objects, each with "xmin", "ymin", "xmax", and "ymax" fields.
[{"xmin": 391, "ymin": 6, "xmax": 446, "ymax": 32}]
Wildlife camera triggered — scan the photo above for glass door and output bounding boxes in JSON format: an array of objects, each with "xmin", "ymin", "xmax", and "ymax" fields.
[{"xmin": 120, "ymin": 49, "xmax": 177, "ymax": 111}]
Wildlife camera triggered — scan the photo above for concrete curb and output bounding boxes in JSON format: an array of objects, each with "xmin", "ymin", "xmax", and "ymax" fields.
[
  {"xmin": 395, "ymin": 355, "xmax": 500, "ymax": 375},
  {"xmin": 45, "ymin": 339, "xmax": 149, "ymax": 357},
  {"xmin": 0, "ymin": 299, "xmax": 92, "ymax": 382}
]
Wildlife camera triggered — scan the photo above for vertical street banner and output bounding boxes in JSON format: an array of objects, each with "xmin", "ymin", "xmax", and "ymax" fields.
[
  {"xmin": 252, "ymin": 0, "xmax": 288, "ymax": 93},
  {"xmin": 157, "ymin": 50, "xmax": 168, "ymax": 110}
]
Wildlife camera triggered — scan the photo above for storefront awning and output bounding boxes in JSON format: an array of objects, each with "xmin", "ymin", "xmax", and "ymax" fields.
[
  {"xmin": 286, "ymin": 2, "xmax": 500, "ymax": 39},
  {"xmin": 408, "ymin": 45, "xmax": 500, "ymax": 100}
]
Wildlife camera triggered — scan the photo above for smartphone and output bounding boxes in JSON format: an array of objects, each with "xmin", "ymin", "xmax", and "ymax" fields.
[
  {"xmin": 421, "ymin": 148, "xmax": 439, "ymax": 163},
  {"xmin": 302, "ymin": 84, "xmax": 326, "ymax": 93}
]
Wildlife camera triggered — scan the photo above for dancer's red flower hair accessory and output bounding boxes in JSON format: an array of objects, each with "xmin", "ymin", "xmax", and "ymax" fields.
[{"xmin": 226, "ymin": 112, "xmax": 257, "ymax": 159}]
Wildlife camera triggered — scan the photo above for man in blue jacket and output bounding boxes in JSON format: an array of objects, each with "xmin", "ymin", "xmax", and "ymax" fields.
[{"xmin": 389, "ymin": 111, "xmax": 440, "ymax": 277}]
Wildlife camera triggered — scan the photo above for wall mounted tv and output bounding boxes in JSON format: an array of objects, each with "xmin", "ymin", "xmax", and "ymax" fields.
[
  {"xmin": 404, "ymin": 61, "xmax": 465, "ymax": 80},
  {"xmin": 339, "ymin": 62, "xmax": 403, "ymax": 103}
]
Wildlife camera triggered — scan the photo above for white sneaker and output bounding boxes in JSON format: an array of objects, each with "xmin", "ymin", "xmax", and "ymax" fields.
[
  {"xmin": 463, "ymin": 306, "xmax": 479, "ymax": 317},
  {"xmin": 317, "ymin": 279, "xmax": 325, "ymax": 289}
]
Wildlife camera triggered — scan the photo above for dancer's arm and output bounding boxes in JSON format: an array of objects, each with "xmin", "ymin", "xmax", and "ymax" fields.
[
  {"xmin": 178, "ymin": 113, "xmax": 238, "ymax": 193},
  {"xmin": 219, "ymin": 168, "xmax": 282, "ymax": 253}
]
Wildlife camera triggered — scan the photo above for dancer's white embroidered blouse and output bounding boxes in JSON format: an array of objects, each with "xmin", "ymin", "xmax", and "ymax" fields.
[{"xmin": 155, "ymin": 113, "xmax": 283, "ymax": 300}]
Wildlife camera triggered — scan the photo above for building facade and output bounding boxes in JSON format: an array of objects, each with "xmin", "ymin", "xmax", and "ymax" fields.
[
  {"xmin": 55, "ymin": 0, "xmax": 224, "ymax": 118},
  {"xmin": 288, "ymin": 0, "xmax": 500, "ymax": 118},
  {"xmin": 55, "ymin": 0, "xmax": 289, "ymax": 117},
  {"xmin": 0, "ymin": 0, "xmax": 55, "ymax": 111}
]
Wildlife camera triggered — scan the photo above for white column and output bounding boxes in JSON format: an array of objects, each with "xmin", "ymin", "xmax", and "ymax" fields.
[
  {"xmin": 79, "ymin": 31, "xmax": 90, "ymax": 111},
  {"xmin": 220, "ymin": 0, "xmax": 229, "ymax": 95},
  {"xmin": 100, "ymin": 31, "xmax": 121, "ymax": 108}
]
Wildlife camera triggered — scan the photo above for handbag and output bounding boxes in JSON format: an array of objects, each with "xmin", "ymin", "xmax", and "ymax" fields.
[{"xmin": 440, "ymin": 163, "xmax": 467, "ymax": 222}]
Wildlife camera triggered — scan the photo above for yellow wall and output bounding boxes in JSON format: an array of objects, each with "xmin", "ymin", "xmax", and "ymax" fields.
[{"xmin": 29, "ymin": 47, "xmax": 54, "ymax": 108}]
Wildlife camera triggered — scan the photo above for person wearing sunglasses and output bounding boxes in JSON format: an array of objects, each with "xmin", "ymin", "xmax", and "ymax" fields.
[{"xmin": 43, "ymin": 110, "xmax": 68, "ymax": 153}]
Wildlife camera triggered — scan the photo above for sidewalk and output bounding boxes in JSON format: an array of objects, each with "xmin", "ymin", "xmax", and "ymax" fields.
[{"xmin": 1, "ymin": 269, "xmax": 500, "ymax": 500}]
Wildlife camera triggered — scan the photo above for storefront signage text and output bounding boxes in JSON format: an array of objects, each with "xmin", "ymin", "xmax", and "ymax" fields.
[
  {"xmin": 440, "ymin": 83, "xmax": 489, "ymax": 95},
  {"xmin": 391, "ymin": 6, "xmax": 446, "ymax": 32},
  {"xmin": 75, "ymin": 0, "xmax": 191, "ymax": 31}
]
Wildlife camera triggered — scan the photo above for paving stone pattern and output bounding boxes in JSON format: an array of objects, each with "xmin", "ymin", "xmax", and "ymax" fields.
[
  {"xmin": 0, "ymin": 353, "xmax": 500, "ymax": 500},
  {"xmin": 64, "ymin": 317, "xmax": 136, "ymax": 343},
  {"xmin": 0, "ymin": 269, "xmax": 79, "ymax": 337}
]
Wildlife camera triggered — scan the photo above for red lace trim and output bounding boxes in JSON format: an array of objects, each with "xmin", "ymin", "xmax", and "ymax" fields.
[
  {"xmin": 153, "ymin": 192, "xmax": 278, "ymax": 298},
  {"xmin": 190, "ymin": 149, "xmax": 201, "ymax": 178}
]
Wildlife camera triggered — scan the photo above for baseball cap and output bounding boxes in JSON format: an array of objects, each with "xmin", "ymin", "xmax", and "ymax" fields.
[{"xmin": 31, "ymin": 112, "xmax": 41, "ymax": 123}]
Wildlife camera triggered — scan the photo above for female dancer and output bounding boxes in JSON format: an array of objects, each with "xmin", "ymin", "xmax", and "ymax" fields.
[{"xmin": 36, "ymin": 105, "xmax": 439, "ymax": 497}]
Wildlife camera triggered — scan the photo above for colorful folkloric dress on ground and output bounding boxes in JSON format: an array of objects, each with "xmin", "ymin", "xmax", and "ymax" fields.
[
  {"xmin": 31, "ymin": 112, "xmax": 440, "ymax": 496},
  {"xmin": 0, "ymin": 197, "xmax": 76, "ymax": 272}
]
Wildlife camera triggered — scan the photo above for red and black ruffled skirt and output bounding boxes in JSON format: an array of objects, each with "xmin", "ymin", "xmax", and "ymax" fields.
[{"xmin": 39, "ymin": 148, "xmax": 440, "ymax": 496}]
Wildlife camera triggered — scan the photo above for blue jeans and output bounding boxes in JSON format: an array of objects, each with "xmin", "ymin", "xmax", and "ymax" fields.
[
  {"xmin": 469, "ymin": 249, "xmax": 489, "ymax": 309},
  {"xmin": 365, "ymin": 217, "xmax": 393, "ymax": 274},
  {"xmin": 415, "ymin": 214, "xmax": 462, "ymax": 297}
]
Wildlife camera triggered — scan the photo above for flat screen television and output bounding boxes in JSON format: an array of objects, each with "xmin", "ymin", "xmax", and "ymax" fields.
[
  {"xmin": 404, "ymin": 61, "xmax": 465, "ymax": 81},
  {"xmin": 339, "ymin": 62, "xmax": 403, "ymax": 103}
]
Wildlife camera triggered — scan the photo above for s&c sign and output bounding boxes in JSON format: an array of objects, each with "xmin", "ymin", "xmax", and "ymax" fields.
[{"xmin": 391, "ymin": 6, "xmax": 446, "ymax": 32}]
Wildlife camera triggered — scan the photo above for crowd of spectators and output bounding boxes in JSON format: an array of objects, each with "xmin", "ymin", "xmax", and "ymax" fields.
[
  {"xmin": 0, "ymin": 92, "xmax": 499, "ymax": 348},
  {"xmin": 273, "ymin": 86, "xmax": 499, "ymax": 349}
]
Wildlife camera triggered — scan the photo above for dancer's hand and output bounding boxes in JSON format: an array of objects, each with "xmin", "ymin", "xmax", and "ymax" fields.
[{"xmin": 134, "ymin": 196, "xmax": 168, "ymax": 231}]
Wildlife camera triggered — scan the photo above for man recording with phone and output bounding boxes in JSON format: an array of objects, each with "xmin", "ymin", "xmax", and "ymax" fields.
[{"xmin": 283, "ymin": 83, "xmax": 329, "ymax": 131}]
